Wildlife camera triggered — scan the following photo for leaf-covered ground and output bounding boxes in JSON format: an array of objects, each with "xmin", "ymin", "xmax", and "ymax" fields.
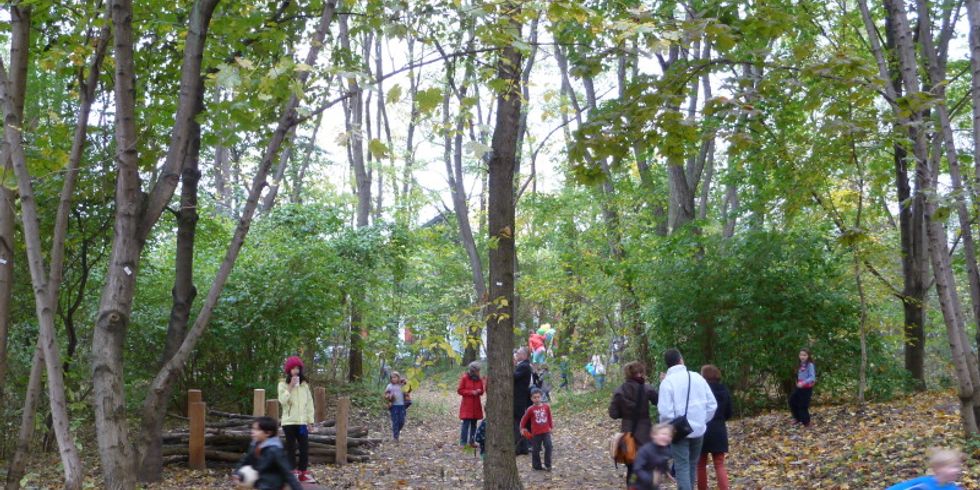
[{"xmin": 6, "ymin": 387, "xmax": 980, "ymax": 488}]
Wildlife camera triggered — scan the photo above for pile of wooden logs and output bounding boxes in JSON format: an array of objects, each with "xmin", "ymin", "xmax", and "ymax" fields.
[{"xmin": 166, "ymin": 389, "xmax": 377, "ymax": 467}]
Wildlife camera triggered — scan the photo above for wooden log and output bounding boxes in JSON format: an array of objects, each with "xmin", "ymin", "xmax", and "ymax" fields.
[
  {"xmin": 314, "ymin": 386, "xmax": 327, "ymax": 423},
  {"xmin": 253, "ymin": 389, "xmax": 265, "ymax": 416},
  {"xmin": 187, "ymin": 389, "xmax": 202, "ymax": 417},
  {"xmin": 208, "ymin": 409, "xmax": 255, "ymax": 419},
  {"xmin": 266, "ymin": 399, "xmax": 279, "ymax": 421},
  {"xmin": 189, "ymin": 401, "xmax": 206, "ymax": 470},
  {"xmin": 336, "ymin": 396, "xmax": 350, "ymax": 466}
]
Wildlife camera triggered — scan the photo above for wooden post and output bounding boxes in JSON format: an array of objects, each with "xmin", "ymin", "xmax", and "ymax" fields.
[
  {"xmin": 266, "ymin": 399, "xmax": 279, "ymax": 421},
  {"xmin": 336, "ymin": 396, "xmax": 350, "ymax": 465},
  {"xmin": 253, "ymin": 388, "xmax": 265, "ymax": 416},
  {"xmin": 189, "ymin": 401, "xmax": 206, "ymax": 470},
  {"xmin": 314, "ymin": 386, "xmax": 327, "ymax": 423},
  {"xmin": 187, "ymin": 389, "xmax": 202, "ymax": 417}
]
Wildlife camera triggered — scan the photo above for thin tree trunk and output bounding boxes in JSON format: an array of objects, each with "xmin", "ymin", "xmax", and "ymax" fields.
[
  {"xmin": 4, "ymin": 349, "xmax": 42, "ymax": 490},
  {"xmin": 483, "ymin": 3, "xmax": 523, "ymax": 488},
  {"xmin": 339, "ymin": 7, "xmax": 368, "ymax": 381},
  {"xmin": 260, "ymin": 126, "xmax": 297, "ymax": 211},
  {"xmin": 140, "ymin": 90, "xmax": 204, "ymax": 483},
  {"xmin": 138, "ymin": 1, "xmax": 337, "ymax": 475},
  {"xmin": 968, "ymin": 1, "xmax": 980, "ymax": 345},
  {"xmin": 291, "ymin": 111, "xmax": 323, "ymax": 204}
]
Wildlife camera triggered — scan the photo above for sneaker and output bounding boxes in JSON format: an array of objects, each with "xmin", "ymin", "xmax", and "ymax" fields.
[
  {"xmin": 544, "ymin": 466, "xmax": 552, "ymax": 472},
  {"xmin": 299, "ymin": 471, "xmax": 317, "ymax": 483},
  {"xmin": 532, "ymin": 466, "xmax": 545, "ymax": 471}
]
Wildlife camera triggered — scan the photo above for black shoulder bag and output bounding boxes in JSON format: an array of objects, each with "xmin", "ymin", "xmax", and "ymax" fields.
[{"xmin": 669, "ymin": 371, "xmax": 693, "ymax": 442}]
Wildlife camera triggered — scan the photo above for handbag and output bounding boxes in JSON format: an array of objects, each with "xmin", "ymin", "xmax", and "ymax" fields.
[
  {"xmin": 669, "ymin": 371, "xmax": 694, "ymax": 442},
  {"xmin": 611, "ymin": 380, "xmax": 647, "ymax": 466}
]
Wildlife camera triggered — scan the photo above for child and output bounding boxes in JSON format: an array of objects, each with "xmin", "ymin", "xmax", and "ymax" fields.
[
  {"xmin": 277, "ymin": 356, "xmax": 316, "ymax": 483},
  {"xmin": 529, "ymin": 331, "xmax": 547, "ymax": 364},
  {"xmin": 519, "ymin": 388, "xmax": 554, "ymax": 471},
  {"xmin": 538, "ymin": 364, "xmax": 553, "ymax": 402},
  {"xmin": 559, "ymin": 357, "xmax": 570, "ymax": 390},
  {"xmin": 384, "ymin": 371, "xmax": 409, "ymax": 441},
  {"xmin": 631, "ymin": 423, "xmax": 675, "ymax": 490},
  {"xmin": 232, "ymin": 416, "xmax": 302, "ymax": 490},
  {"xmin": 475, "ymin": 419, "xmax": 487, "ymax": 459},
  {"xmin": 788, "ymin": 348, "xmax": 816, "ymax": 427},
  {"xmin": 886, "ymin": 448, "xmax": 964, "ymax": 489}
]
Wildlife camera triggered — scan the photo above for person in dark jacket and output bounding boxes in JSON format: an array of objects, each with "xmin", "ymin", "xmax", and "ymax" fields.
[
  {"xmin": 697, "ymin": 365, "xmax": 733, "ymax": 490},
  {"xmin": 233, "ymin": 416, "xmax": 302, "ymax": 490},
  {"xmin": 609, "ymin": 361, "xmax": 659, "ymax": 486},
  {"xmin": 631, "ymin": 423, "xmax": 675, "ymax": 490},
  {"xmin": 513, "ymin": 347, "xmax": 533, "ymax": 455}
]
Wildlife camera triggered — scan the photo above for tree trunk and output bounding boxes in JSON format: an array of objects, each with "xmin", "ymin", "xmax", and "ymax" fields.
[
  {"xmin": 4, "ymin": 349, "xmax": 42, "ymax": 490},
  {"xmin": 968, "ymin": 0, "xmax": 980, "ymax": 352},
  {"xmin": 291, "ymin": 111, "xmax": 323, "ymax": 204},
  {"xmin": 483, "ymin": 4, "xmax": 523, "ymax": 489},
  {"xmin": 881, "ymin": 9, "xmax": 928, "ymax": 388},
  {"xmin": 140, "ymin": 91, "xmax": 203, "ymax": 483},
  {"xmin": 260, "ymin": 126, "xmax": 297, "ymax": 212},
  {"xmin": 137, "ymin": 1, "xmax": 336, "ymax": 480}
]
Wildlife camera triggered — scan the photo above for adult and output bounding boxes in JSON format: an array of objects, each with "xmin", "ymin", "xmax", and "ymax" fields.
[
  {"xmin": 608, "ymin": 361, "xmax": 658, "ymax": 486},
  {"xmin": 457, "ymin": 361, "xmax": 485, "ymax": 447},
  {"xmin": 513, "ymin": 347, "xmax": 533, "ymax": 455},
  {"xmin": 697, "ymin": 365, "xmax": 733, "ymax": 490},
  {"xmin": 789, "ymin": 348, "xmax": 816, "ymax": 427},
  {"xmin": 658, "ymin": 349, "xmax": 717, "ymax": 490}
]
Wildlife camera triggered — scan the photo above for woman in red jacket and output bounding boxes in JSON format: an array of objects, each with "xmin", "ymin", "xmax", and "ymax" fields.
[{"xmin": 457, "ymin": 361, "xmax": 485, "ymax": 447}]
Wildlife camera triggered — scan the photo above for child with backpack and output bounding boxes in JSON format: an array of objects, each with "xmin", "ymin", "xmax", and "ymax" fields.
[
  {"xmin": 232, "ymin": 416, "xmax": 302, "ymax": 490},
  {"xmin": 519, "ymin": 388, "xmax": 554, "ymax": 471}
]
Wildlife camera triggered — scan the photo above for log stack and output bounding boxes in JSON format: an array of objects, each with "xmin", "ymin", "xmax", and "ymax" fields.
[{"xmin": 162, "ymin": 409, "xmax": 379, "ymax": 465}]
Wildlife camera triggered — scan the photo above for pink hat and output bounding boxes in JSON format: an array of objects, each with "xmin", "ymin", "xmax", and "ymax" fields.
[{"xmin": 283, "ymin": 356, "xmax": 304, "ymax": 374}]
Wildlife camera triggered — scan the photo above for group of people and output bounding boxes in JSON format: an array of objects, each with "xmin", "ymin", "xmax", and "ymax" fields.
[{"xmin": 228, "ymin": 347, "xmax": 963, "ymax": 489}]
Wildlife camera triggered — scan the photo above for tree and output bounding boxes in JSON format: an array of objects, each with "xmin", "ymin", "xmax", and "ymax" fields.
[{"xmin": 482, "ymin": 2, "xmax": 523, "ymax": 488}]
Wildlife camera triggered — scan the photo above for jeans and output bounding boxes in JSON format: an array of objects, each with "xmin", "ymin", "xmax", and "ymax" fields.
[
  {"xmin": 282, "ymin": 425, "xmax": 309, "ymax": 471},
  {"xmin": 697, "ymin": 452, "xmax": 729, "ymax": 490},
  {"xmin": 789, "ymin": 387, "xmax": 813, "ymax": 425},
  {"xmin": 671, "ymin": 437, "xmax": 704, "ymax": 490},
  {"xmin": 594, "ymin": 374, "xmax": 605, "ymax": 389},
  {"xmin": 460, "ymin": 418, "xmax": 479, "ymax": 445},
  {"xmin": 531, "ymin": 433, "xmax": 552, "ymax": 469},
  {"xmin": 390, "ymin": 405, "xmax": 407, "ymax": 440}
]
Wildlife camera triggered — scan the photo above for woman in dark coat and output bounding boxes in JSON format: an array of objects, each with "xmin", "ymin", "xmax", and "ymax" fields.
[
  {"xmin": 608, "ymin": 361, "xmax": 658, "ymax": 486},
  {"xmin": 513, "ymin": 347, "xmax": 533, "ymax": 455},
  {"xmin": 697, "ymin": 364, "xmax": 733, "ymax": 490}
]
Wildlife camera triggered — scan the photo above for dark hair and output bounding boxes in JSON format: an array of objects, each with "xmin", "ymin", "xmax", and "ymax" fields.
[
  {"xmin": 799, "ymin": 348, "xmax": 813, "ymax": 366},
  {"xmin": 701, "ymin": 364, "xmax": 721, "ymax": 383},
  {"xmin": 284, "ymin": 365, "xmax": 308, "ymax": 384},
  {"xmin": 530, "ymin": 387, "xmax": 543, "ymax": 396},
  {"xmin": 624, "ymin": 361, "xmax": 647, "ymax": 379},
  {"xmin": 254, "ymin": 416, "xmax": 278, "ymax": 436},
  {"xmin": 664, "ymin": 348, "xmax": 683, "ymax": 368}
]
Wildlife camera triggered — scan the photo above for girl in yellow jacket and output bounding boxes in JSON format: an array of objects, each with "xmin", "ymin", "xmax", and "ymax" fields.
[{"xmin": 278, "ymin": 356, "xmax": 316, "ymax": 483}]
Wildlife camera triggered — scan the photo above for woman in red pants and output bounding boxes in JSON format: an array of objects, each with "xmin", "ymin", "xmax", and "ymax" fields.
[{"xmin": 697, "ymin": 365, "xmax": 732, "ymax": 490}]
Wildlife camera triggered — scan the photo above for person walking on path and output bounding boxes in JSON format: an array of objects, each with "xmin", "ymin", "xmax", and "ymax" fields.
[
  {"xmin": 513, "ymin": 347, "xmax": 533, "ymax": 455},
  {"xmin": 697, "ymin": 365, "xmax": 733, "ymax": 490},
  {"xmin": 277, "ymin": 356, "xmax": 317, "ymax": 483},
  {"xmin": 658, "ymin": 349, "xmax": 717, "ymax": 490},
  {"xmin": 609, "ymin": 361, "xmax": 659, "ymax": 486},
  {"xmin": 788, "ymin": 348, "xmax": 816, "ymax": 427},
  {"xmin": 631, "ymin": 423, "xmax": 675, "ymax": 490},
  {"xmin": 384, "ymin": 371, "xmax": 410, "ymax": 442},
  {"xmin": 591, "ymin": 353, "xmax": 607, "ymax": 389},
  {"xmin": 457, "ymin": 361, "xmax": 485, "ymax": 447},
  {"xmin": 519, "ymin": 388, "xmax": 554, "ymax": 471}
]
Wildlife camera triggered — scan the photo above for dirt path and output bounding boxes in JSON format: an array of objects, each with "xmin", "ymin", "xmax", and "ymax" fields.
[{"xmin": 323, "ymin": 387, "xmax": 630, "ymax": 489}]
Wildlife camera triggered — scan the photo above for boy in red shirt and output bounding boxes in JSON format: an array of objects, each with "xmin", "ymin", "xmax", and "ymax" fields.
[{"xmin": 520, "ymin": 388, "xmax": 554, "ymax": 471}]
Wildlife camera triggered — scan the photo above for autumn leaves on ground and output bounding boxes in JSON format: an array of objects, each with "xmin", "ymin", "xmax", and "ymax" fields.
[{"xmin": 24, "ymin": 386, "xmax": 957, "ymax": 488}]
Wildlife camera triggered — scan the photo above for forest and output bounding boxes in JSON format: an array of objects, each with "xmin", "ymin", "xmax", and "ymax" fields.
[{"xmin": 1, "ymin": 0, "xmax": 980, "ymax": 488}]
